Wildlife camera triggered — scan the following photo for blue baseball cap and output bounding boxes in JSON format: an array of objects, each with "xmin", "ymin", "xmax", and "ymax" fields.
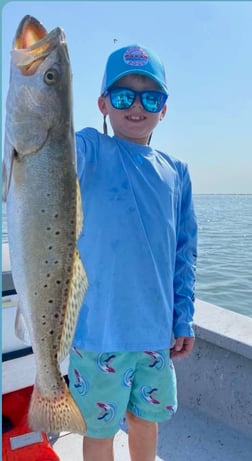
[{"xmin": 101, "ymin": 44, "xmax": 168, "ymax": 95}]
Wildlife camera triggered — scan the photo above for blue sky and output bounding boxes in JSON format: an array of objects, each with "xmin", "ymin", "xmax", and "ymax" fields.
[{"xmin": 1, "ymin": 1, "xmax": 252, "ymax": 193}]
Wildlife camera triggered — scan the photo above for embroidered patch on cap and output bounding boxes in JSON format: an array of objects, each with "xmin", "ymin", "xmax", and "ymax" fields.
[{"xmin": 123, "ymin": 46, "xmax": 149, "ymax": 67}]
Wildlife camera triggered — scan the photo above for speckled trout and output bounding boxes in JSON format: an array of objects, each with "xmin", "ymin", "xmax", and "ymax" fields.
[{"xmin": 2, "ymin": 16, "xmax": 87, "ymax": 434}]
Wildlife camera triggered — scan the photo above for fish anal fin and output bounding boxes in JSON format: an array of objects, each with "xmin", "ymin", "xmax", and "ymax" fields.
[
  {"xmin": 15, "ymin": 301, "xmax": 32, "ymax": 345},
  {"xmin": 28, "ymin": 381, "xmax": 86, "ymax": 434}
]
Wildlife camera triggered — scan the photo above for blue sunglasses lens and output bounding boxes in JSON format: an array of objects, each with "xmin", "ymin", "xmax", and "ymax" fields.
[
  {"xmin": 109, "ymin": 88, "xmax": 135, "ymax": 110},
  {"xmin": 108, "ymin": 88, "xmax": 167, "ymax": 113},
  {"xmin": 141, "ymin": 92, "xmax": 167, "ymax": 113}
]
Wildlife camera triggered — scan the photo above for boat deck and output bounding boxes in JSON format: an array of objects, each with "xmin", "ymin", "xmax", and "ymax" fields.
[{"xmin": 50, "ymin": 404, "xmax": 252, "ymax": 461}]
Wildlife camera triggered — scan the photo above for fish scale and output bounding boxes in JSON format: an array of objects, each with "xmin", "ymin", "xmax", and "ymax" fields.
[{"xmin": 2, "ymin": 15, "xmax": 88, "ymax": 434}]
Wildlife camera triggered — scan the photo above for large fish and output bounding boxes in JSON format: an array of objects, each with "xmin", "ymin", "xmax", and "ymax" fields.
[{"xmin": 2, "ymin": 15, "xmax": 88, "ymax": 434}]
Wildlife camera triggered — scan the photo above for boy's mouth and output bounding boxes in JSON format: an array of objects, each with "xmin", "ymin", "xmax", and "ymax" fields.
[{"xmin": 126, "ymin": 115, "xmax": 146, "ymax": 121}]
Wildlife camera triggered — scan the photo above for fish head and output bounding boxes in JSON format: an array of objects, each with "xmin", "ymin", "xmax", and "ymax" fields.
[
  {"xmin": 2, "ymin": 15, "xmax": 74, "ymax": 200},
  {"xmin": 5, "ymin": 15, "xmax": 73, "ymax": 158}
]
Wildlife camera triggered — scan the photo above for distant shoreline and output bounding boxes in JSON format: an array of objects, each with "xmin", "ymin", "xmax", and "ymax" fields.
[{"xmin": 193, "ymin": 193, "xmax": 252, "ymax": 196}]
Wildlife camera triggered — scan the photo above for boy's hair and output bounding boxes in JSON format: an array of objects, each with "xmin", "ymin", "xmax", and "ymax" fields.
[{"xmin": 101, "ymin": 44, "xmax": 168, "ymax": 95}]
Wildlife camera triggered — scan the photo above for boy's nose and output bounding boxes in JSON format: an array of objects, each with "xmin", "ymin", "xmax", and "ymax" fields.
[{"xmin": 132, "ymin": 94, "xmax": 143, "ymax": 108}]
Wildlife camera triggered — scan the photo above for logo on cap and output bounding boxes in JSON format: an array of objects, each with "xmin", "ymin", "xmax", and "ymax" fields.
[{"xmin": 123, "ymin": 46, "xmax": 149, "ymax": 67}]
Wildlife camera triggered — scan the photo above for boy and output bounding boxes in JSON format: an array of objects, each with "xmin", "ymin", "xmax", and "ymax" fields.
[{"xmin": 68, "ymin": 44, "xmax": 197, "ymax": 461}]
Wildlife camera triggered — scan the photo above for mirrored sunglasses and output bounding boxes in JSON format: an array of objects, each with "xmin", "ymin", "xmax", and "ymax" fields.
[{"xmin": 104, "ymin": 87, "xmax": 168, "ymax": 113}]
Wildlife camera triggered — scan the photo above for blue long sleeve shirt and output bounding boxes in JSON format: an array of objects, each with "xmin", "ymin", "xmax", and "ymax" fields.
[{"xmin": 72, "ymin": 128, "xmax": 197, "ymax": 352}]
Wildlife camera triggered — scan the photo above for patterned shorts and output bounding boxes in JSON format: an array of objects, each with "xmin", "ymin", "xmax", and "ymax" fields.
[{"xmin": 68, "ymin": 348, "xmax": 177, "ymax": 438}]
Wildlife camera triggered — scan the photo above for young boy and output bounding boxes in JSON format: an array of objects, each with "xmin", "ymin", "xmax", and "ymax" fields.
[{"xmin": 68, "ymin": 44, "xmax": 197, "ymax": 461}]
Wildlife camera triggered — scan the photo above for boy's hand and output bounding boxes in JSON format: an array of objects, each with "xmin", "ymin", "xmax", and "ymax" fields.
[{"xmin": 170, "ymin": 336, "xmax": 195, "ymax": 359}]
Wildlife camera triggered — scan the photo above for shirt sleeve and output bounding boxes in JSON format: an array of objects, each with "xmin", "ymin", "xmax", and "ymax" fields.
[
  {"xmin": 173, "ymin": 164, "xmax": 197, "ymax": 338},
  {"xmin": 75, "ymin": 127, "xmax": 99, "ymax": 180}
]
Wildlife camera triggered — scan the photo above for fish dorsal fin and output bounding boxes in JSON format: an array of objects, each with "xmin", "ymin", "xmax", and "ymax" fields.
[
  {"xmin": 58, "ymin": 248, "xmax": 88, "ymax": 362},
  {"xmin": 58, "ymin": 179, "xmax": 87, "ymax": 362},
  {"xmin": 76, "ymin": 177, "xmax": 83, "ymax": 238}
]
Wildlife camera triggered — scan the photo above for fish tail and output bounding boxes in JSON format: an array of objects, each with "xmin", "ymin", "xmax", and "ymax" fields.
[{"xmin": 28, "ymin": 381, "xmax": 86, "ymax": 434}]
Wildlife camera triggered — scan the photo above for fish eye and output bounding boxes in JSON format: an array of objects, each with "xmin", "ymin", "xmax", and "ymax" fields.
[{"xmin": 44, "ymin": 68, "xmax": 59, "ymax": 85}]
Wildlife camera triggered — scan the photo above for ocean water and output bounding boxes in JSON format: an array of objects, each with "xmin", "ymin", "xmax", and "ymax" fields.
[
  {"xmin": 2, "ymin": 195, "xmax": 252, "ymax": 318},
  {"xmin": 193, "ymin": 194, "xmax": 252, "ymax": 317}
]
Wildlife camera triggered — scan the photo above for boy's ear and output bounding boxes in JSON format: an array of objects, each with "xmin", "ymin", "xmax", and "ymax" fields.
[
  {"xmin": 98, "ymin": 96, "xmax": 108, "ymax": 115},
  {"xmin": 160, "ymin": 104, "xmax": 167, "ymax": 121}
]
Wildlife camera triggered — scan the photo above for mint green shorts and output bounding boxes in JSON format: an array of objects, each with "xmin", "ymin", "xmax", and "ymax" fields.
[{"xmin": 68, "ymin": 348, "xmax": 177, "ymax": 438}]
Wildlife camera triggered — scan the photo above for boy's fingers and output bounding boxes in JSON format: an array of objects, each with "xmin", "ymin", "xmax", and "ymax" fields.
[
  {"xmin": 174, "ymin": 337, "xmax": 184, "ymax": 351},
  {"xmin": 170, "ymin": 336, "xmax": 195, "ymax": 359}
]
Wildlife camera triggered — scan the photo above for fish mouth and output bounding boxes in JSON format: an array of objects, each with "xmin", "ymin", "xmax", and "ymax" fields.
[
  {"xmin": 15, "ymin": 15, "xmax": 48, "ymax": 49},
  {"xmin": 12, "ymin": 15, "xmax": 65, "ymax": 75}
]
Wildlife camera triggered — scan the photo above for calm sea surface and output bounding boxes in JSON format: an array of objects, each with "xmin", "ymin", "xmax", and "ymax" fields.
[
  {"xmin": 2, "ymin": 195, "xmax": 252, "ymax": 318},
  {"xmin": 193, "ymin": 194, "xmax": 252, "ymax": 317}
]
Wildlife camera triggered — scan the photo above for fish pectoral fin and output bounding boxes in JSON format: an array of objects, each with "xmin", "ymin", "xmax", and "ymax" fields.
[
  {"xmin": 2, "ymin": 160, "xmax": 8, "ymax": 202},
  {"xmin": 28, "ymin": 380, "xmax": 86, "ymax": 434},
  {"xmin": 8, "ymin": 117, "xmax": 48, "ymax": 156},
  {"xmin": 2, "ymin": 117, "xmax": 48, "ymax": 201},
  {"xmin": 15, "ymin": 302, "xmax": 32, "ymax": 345},
  {"xmin": 2, "ymin": 155, "xmax": 14, "ymax": 202}
]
